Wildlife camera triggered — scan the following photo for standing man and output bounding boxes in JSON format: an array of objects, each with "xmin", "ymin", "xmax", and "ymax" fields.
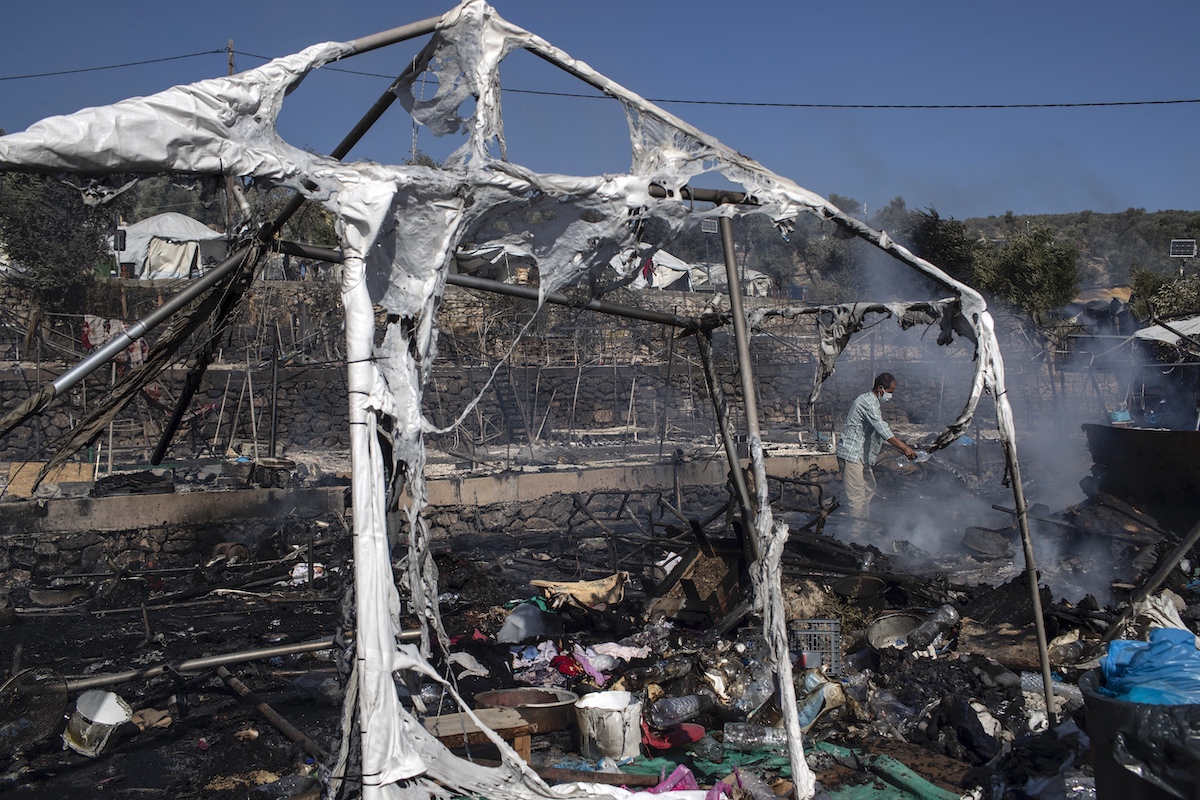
[{"xmin": 836, "ymin": 373, "xmax": 917, "ymax": 532}]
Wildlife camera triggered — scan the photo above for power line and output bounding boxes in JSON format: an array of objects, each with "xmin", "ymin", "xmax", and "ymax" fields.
[
  {"xmin": 0, "ymin": 50, "xmax": 225, "ymax": 81},
  {"xmin": 4, "ymin": 47, "xmax": 1198, "ymax": 111},
  {"xmin": 504, "ymin": 88, "xmax": 1200, "ymax": 110},
  {"xmin": 237, "ymin": 50, "xmax": 1200, "ymax": 110}
]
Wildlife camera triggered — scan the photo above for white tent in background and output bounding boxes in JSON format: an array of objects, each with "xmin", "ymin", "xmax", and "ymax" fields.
[
  {"xmin": 115, "ymin": 212, "xmax": 227, "ymax": 279},
  {"xmin": 1133, "ymin": 314, "xmax": 1200, "ymax": 347},
  {"xmin": 628, "ymin": 249, "xmax": 693, "ymax": 291},
  {"xmin": 688, "ymin": 261, "xmax": 775, "ymax": 296}
]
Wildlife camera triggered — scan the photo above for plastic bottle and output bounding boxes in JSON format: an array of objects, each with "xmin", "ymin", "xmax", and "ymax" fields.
[
  {"xmin": 839, "ymin": 670, "xmax": 872, "ymax": 703},
  {"xmin": 647, "ymin": 691, "xmax": 717, "ymax": 728},
  {"xmin": 732, "ymin": 661, "xmax": 775, "ymax": 717},
  {"xmin": 866, "ymin": 688, "xmax": 914, "ymax": 735},
  {"xmin": 904, "ymin": 604, "xmax": 960, "ymax": 651},
  {"xmin": 1048, "ymin": 639, "xmax": 1098, "ymax": 667},
  {"xmin": 723, "ymin": 722, "xmax": 788, "ymax": 752},
  {"xmin": 1020, "ymin": 671, "xmax": 1084, "ymax": 711},
  {"xmin": 731, "ymin": 767, "xmax": 777, "ymax": 800},
  {"xmin": 798, "ymin": 681, "xmax": 846, "ymax": 732},
  {"xmin": 690, "ymin": 733, "xmax": 724, "ymax": 763},
  {"xmin": 622, "ymin": 654, "xmax": 693, "ymax": 689}
]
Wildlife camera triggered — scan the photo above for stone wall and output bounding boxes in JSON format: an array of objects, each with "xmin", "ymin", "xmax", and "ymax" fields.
[{"xmin": 0, "ymin": 279, "xmax": 1116, "ymax": 467}]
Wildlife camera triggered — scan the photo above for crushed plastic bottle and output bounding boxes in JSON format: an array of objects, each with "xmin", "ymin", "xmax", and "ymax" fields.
[
  {"xmin": 839, "ymin": 670, "xmax": 872, "ymax": 703},
  {"xmin": 892, "ymin": 449, "xmax": 930, "ymax": 466},
  {"xmin": 690, "ymin": 733, "xmax": 724, "ymax": 763},
  {"xmin": 723, "ymin": 722, "xmax": 788, "ymax": 752},
  {"xmin": 622, "ymin": 654, "xmax": 693, "ymax": 690},
  {"xmin": 904, "ymin": 604, "xmax": 960, "ymax": 651},
  {"xmin": 1020, "ymin": 671, "xmax": 1084, "ymax": 712},
  {"xmin": 867, "ymin": 688, "xmax": 915, "ymax": 735},
  {"xmin": 731, "ymin": 661, "xmax": 775, "ymax": 718},
  {"xmin": 798, "ymin": 681, "xmax": 846, "ymax": 732},
  {"xmin": 731, "ymin": 767, "xmax": 777, "ymax": 800},
  {"xmin": 1048, "ymin": 639, "xmax": 1100, "ymax": 667},
  {"xmin": 647, "ymin": 690, "xmax": 717, "ymax": 728}
]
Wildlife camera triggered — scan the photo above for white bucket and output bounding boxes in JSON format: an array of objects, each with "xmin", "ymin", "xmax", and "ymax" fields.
[
  {"xmin": 62, "ymin": 690, "xmax": 132, "ymax": 757},
  {"xmin": 574, "ymin": 690, "xmax": 642, "ymax": 761}
]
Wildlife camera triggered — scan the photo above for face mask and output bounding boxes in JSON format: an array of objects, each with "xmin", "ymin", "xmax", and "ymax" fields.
[{"xmin": 881, "ymin": 391, "xmax": 893, "ymax": 403}]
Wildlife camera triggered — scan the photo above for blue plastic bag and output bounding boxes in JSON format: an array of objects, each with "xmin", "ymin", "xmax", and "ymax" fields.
[{"xmin": 1101, "ymin": 628, "xmax": 1200, "ymax": 705}]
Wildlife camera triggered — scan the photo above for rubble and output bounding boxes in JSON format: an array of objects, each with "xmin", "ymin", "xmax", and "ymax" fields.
[
  {"xmin": 0, "ymin": 2, "xmax": 1199, "ymax": 798},
  {"xmin": 2, "ymin": 447, "xmax": 1198, "ymax": 800}
]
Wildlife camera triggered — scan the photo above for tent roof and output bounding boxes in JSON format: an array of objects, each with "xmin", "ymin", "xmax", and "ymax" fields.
[
  {"xmin": 116, "ymin": 212, "xmax": 226, "ymax": 271},
  {"xmin": 1133, "ymin": 314, "xmax": 1200, "ymax": 345},
  {"xmin": 123, "ymin": 212, "xmax": 224, "ymax": 242}
]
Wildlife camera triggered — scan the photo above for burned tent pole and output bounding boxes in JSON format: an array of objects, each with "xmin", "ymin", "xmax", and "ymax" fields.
[
  {"xmin": 694, "ymin": 331, "xmax": 757, "ymax": 548},
  {"xmin": 1001, "ymin": 426, "xmax": 1058, "ymax": 720},
  {"xmin": 0, "ymin": 245, "xmax": 253, "ymax": 441},
  {"xmin": 218, "ymin": 665, "xmax": 330, "ymax": 761},
  {"xmin": 718, "ymin": 215, "xmax": 763, "ymax": 562},
  {"xmin": 150, "ymin": 36, "xmax": 440, "ymax": 462},
  {"xmin": 276, "ymin": 241, "xmax": 704, "ymax": 331}
]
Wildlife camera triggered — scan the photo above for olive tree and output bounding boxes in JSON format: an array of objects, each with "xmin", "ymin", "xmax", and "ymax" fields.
[
  {"xmin": 973, "ymin": 223, "xmax": 1080, "ymax": 315},
  {"xmin": 0, "ymin": 171, "xmax": 116, "ymax": 313}
]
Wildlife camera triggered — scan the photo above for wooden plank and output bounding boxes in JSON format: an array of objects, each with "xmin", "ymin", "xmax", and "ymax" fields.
[{"xmin": 423, "ymin": 708, "xmax": 536, "ymax": 761}]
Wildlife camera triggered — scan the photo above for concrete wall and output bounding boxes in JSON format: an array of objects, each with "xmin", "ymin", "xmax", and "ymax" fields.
[{"xmin": 0, "ymin": 454, "xmax": 837, "ymax": 586}]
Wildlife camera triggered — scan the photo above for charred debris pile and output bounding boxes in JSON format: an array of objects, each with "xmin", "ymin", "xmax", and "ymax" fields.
[{"xmin": 3, "ymin": 449, "xmax": 1199, "ymax": 799}]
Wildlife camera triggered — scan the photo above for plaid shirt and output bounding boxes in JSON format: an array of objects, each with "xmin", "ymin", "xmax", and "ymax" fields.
[{"xmin": 836, "ymin": 390, "xmax": 894, "ymax": 465}]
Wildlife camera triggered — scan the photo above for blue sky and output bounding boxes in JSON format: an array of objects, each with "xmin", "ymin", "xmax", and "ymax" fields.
[{"xmin": 2, "ymin": 0, "xmax": 1197, "ymax": 221}]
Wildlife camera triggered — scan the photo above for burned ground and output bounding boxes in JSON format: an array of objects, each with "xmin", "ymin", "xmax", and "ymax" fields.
[{"xmin": 3, "ymin": 441, "xmax": 1187, "ymax": 799}]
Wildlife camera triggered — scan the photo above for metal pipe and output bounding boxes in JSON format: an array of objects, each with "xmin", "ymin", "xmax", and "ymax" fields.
[
  {"xmin": 218, "ymin": 665, "xmax": 329, "ymax": 761},
  {"xmin": 62, "ymin": 632, "xmax": 412, "ymax": 691},
  {"xmin": 718, "ymin": 217, "xmax": 762, "ymax": 440},
  {"xmin": 270, "ymin": 327, "xmax": 280, "ymax": 459},
  {"xmin": 49, "ymin": 245, "xmax": 251, "ymax": 396},
  {"xmin": 266, "ymin": 243, "xmax": 710, "ymax": 329},
  {"xmin": 694, "ymin": 330, "xmax": 755, "ymax": 536},
  {"xmin": 278, "ymin": 240, "xmax": 699, "ymax": 327},
  {"xmin": 1001, "ymin": 431, "xmax": 1057, "ymax": 719},
  {"xmin": 448, "ymin": 272, "xmax": 697, "ymax": 329},
  {"xmin": 647, "ymin": 184, "xmax": 753, "ymax": 207},
  {"xmin": 64, "ymin": 636, "xmax": 339, "ymax": 690},
  {"xmin": 718, "ymin": 217, "xmax": 761, "ymax": 562},
  {"xmin": 344, "ymin": 16, "xmax": 443, "ymax": 57}
]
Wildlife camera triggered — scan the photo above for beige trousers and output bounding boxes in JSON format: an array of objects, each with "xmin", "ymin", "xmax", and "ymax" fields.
[{"xmin": 838, "ymin": 457, "xmax": 876, "ymax": 524}]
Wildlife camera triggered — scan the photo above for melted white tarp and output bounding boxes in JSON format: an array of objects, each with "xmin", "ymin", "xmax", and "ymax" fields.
[
  {"xmin": 1133, "ymin": 315, "xmax": 1200, "ymax": 346},
  {"xmin": 0, "ymin": 2, "xmax": 1028, "ymax": 797}
]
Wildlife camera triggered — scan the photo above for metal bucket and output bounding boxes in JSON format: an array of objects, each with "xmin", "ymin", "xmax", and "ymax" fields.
[
  {"xmin": 62, "ymin": 690, "xmax": 132, "ymax": 757},
  {"xmin": 865, "ymin": 612, "xmax": 923, "ymax": 653},
  {"xmin": 575, "ymin": 691, "xmax": 642, "ymax": 761}
]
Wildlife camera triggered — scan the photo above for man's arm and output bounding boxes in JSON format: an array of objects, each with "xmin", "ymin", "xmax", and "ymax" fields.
[{"xmin": 886, "ymin": 435, "xmax": 917, "ymax": 460}]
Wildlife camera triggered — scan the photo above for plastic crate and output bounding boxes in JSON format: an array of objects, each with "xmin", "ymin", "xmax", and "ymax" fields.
[{"xmin": 787, "ymin": 618, "xmax": 842, "ymax": 676}]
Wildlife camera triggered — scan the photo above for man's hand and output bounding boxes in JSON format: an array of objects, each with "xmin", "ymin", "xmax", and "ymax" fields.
[{"xmin": 902, "ymin": 444, "xmax": 918, "ymax": 460}]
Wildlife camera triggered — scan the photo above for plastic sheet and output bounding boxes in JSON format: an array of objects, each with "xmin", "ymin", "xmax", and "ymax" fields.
[{"xmin": 1101, "ymin": 628, "xmax": 1200, "ymax": 705}]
